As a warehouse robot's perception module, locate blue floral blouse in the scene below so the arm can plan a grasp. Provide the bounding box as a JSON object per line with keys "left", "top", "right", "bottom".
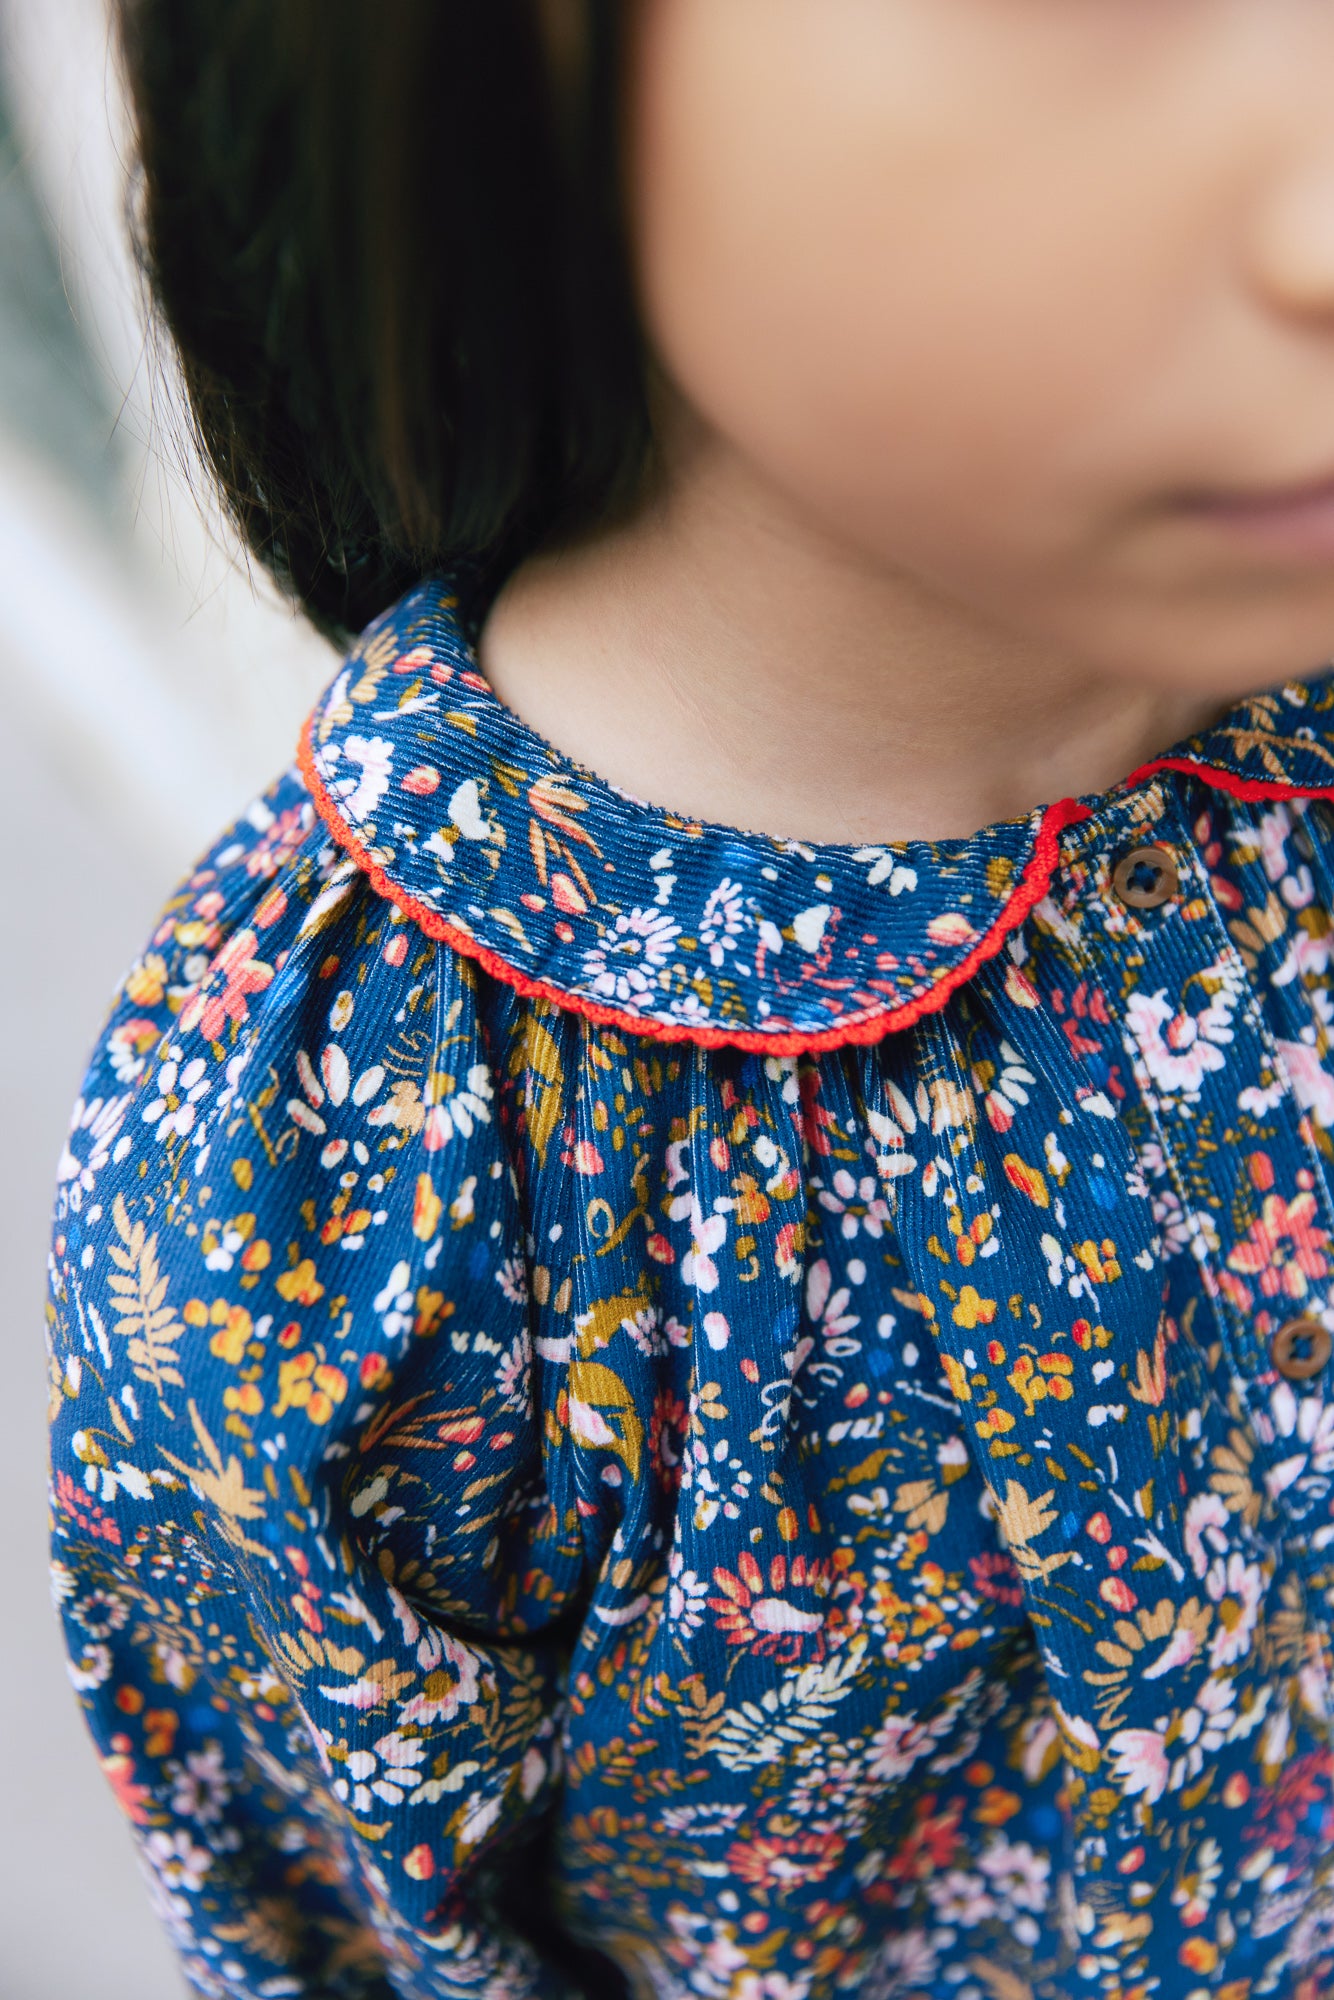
{"left": 46, "top": 574, "right": 1334, "bottom": 2000}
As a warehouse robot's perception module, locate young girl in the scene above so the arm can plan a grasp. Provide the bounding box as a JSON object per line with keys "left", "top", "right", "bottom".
{"left": 46, "top": 3, "right": 1334, "bottom": 1996}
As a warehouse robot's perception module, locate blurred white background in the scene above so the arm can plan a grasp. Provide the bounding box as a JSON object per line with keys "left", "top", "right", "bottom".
{"left": 0, "top": 3, "right": 334, "bottom": 1992}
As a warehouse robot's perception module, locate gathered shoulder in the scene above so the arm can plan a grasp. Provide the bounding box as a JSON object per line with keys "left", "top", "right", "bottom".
{"left": 50, "top": 752, "right": 586, "bottom": 1638}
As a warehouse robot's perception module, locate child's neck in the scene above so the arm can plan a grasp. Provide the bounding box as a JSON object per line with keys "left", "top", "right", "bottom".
{"left": 477, "top": 425, "right": 1232, "bottom": 847}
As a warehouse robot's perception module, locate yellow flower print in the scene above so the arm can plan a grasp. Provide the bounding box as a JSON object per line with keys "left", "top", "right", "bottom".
{"left": 1007, "top": 1351, "right": 1075, "bottom": 1417}
{"left": 1073, "top": 1239, "right": 1122, "bottom": 1284}
{"left": 273, "top": 1351, "right": 349, "bottom": 1424}
{"left": 990, "top": 1481, "right": 1077, "bottom": 1584}
{"left": 276, "top": 1259, "right": 325, "bottom": 1306}
{"left": 952, "top": 1286, "right": 997, "bottom": 1329}
{"left": 1082, "top": 1596, "right": 1214, "bottom": 1730}
{"left": 124, "top": 954, "right": 169, "bottom": 1007}
{"left": 1002, "top": 1153, "right": 1049, "bottom": 1208}
{"left": 208, "top": 1304, "right": 253, "bottom": 1366}
{"left": 413, "top": 1174, "right": 443, "bottom": 1242}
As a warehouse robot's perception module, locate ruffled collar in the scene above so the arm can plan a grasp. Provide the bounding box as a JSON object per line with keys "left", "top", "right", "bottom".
{"left": 298, "top": 573, "right": 1334, "bottom": 1052}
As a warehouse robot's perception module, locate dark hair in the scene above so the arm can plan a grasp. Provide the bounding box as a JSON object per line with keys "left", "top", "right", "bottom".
{"left": 115, "top": 0, "right": 652, "bottom": 643}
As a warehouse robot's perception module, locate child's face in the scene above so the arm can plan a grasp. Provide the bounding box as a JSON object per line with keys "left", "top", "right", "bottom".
{"left": 625, "top": 0, "right": 1334, "bottom": 697}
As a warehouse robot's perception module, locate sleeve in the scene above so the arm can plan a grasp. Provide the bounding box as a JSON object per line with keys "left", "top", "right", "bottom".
{"left": 46, "top": 772, "right": 591, "bottom": 2000}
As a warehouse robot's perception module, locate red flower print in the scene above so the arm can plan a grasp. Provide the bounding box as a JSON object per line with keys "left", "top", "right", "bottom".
{"left": 1226, "top": 1191, "right": 1330, "bottom": 1301}
{"left": 968, "top": 1548, "right": 1023, "bottom": 1609}
{"left": 875, "top": 1791, "right": 965, "bottom": 1891}
{"left": 100, "top": 1737, "right": 154, "bottom": 1825}
{"left": 708, "top": 1550, "right": 858, "bottom": 1665}
{"left": 1245, "top": 1748, "right": 1334, "bottom": 1870}
{"left": 725, "top": 1831, "right": 846, "bottom": 1895}
{"left": 179, "top": 929, "right": 276, "bottom": 1042}
{"left": 53, "top": 1470, "right": 122, "bottom": 1546}
{"left": 648, "top": 1390, "right": 689, "bottom": 1502}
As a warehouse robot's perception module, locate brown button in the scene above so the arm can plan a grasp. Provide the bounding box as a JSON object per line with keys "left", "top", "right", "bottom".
{"left": 1270, "top": 1318, "right": 1332, "bottom": 1381}
{"left": 1111, "top": 844, "right": 1180, "bottom": 911}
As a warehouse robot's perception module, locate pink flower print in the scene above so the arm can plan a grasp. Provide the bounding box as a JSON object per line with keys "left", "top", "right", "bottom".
{"left": 806, "top": 1257, "right": 860, "bottom": 1341}
{"left": 1258, "top": 803, "right": 1297, "bottom": 884}
{"left": 669, "top": 1193, "right": 727, "bottom": 1292}
{"left": 244, "top": 801, "right": 313, "bottom": 879}
{"left": 1183, "top": 1491, "right": 1231, "bottom": 1579}
{"left": 179, "top": 930, "right": 275, "bottom": 1041}
{"left": 581, "top": 907, "right": 681, "bottom": 1004}
{"left": 1276, "top": 1037, "right": 1334, "bottom": 1128}
{"left": 1124, "top": 977, "right": 1235, "bottom": 1098}
{"left": 816, "top": 1167, "right": 891, "bottom": 1240}
{"left": 395, "top": 1634, "right": 482, "bottom": 1727}
{"left": 1226, "top": 1191, "right": 1330, "bottom": 1301}
{"left": 1106, "top": 1726, "right": 1168, "bottom": 1805}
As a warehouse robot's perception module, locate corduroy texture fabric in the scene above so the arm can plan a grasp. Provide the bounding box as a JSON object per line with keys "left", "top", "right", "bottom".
{"left": 45, "top": 575, "right": 1334, "bottom": 1999}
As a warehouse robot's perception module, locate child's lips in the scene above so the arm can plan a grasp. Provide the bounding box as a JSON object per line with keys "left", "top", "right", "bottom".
{"left": 1175, "top": 468, "right": 1334, "bottom": 561}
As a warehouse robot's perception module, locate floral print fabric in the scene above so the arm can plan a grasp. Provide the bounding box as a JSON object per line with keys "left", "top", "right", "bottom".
{"left": 44, "top": 575, "right": 1334, "bottom": 2000}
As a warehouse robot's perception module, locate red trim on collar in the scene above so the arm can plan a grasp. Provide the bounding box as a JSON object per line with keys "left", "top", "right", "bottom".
{"left": 1124, "top": 754, "right": 1334, "bottom": 805}
{"left": 298, "top": 714, "right": 1091, "bottom": 1054}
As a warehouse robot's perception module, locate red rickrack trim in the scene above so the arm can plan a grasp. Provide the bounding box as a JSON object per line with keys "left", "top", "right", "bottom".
{"left": 299, "top": 713, "right": 1089, "bottom": 1054}
{"left": 1124, "top": 753, "right": 1334, "bottom": 805}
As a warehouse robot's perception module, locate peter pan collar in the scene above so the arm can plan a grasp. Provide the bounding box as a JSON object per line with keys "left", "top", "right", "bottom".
{"left": 299, "top": 573, "right": 1334, "bottom": 1053}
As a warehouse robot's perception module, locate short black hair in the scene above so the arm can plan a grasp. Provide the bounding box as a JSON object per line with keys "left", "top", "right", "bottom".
{"left": 116, "top": 0, "right": 652, "bottom": 644}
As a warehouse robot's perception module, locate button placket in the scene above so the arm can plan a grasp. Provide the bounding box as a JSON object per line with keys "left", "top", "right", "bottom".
{"left": 1110, "top": 842, "right": 1180, "bottom": 912}
{"left": 1270, "top": 1317, "right": 1333, "bottom": 1383}
{"left": 1080, "top": 798, "right": 1334, "bottom": 1661}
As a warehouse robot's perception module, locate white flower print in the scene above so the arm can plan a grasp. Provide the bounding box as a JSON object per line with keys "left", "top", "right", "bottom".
{"left": 67, "top": 1643, "right": 113, "bottom": 1691}
{"left": 658, "top": 1801, "right": 746, "bottom": 1838}
{"left": 332, "top": 1727, "right": 428, "bottom": 1813}
{"left": 925, "top": 1867, "right": 996, "bottom": 1925}
{"left": 327, "top": 733, "right": 394, "bottom": 822}
{"left": 423, "top": 1062, "right": 494, "bottom": 1149}
{"left": 581, "top": 907, "right": 682, "bottom": 1003}
{"left": 168, "top": 1743, "right": 232, "bottom": 1825}
{"left": 1204, "top": 1551, "right": 1265, "bottom": 1669}
{"left": 495, "top": 1256, "right": 529, "bottom": 1306}
{"left": 107, "top": 1018, "right": 158, "bottom": 1085}
{"left": 977, "top": 1836, "right": 1051, "bottom": 1915}
{"left": 1169, "top": 1673, "right": 1239, "bottom": 1790}
{"left": 1258, "top": 1376, "right": 1334, "bottom": 1504}
{"left": 699, "top": 877, "right": 749, "bottom": 968}
{"left": 56, "top": 1092, "right": 132, "bottom": 1200}
{"left": 1124, "top": 967, "right": 1237, "bottom": 1099}
{"left": 806, "top": 1258, "right": 860, "bottom": 1344}
{"left": 142, "top": 1056, "right": 211, "bottom": 1143}
{"left": 1256, "top": 803, "right": 1298, "bottom": 884}
{"left": 495, "top": 1331, "right": 532, "bottom": 1412}
{"left": 854, "top": 847, "right": 918, "bottom": 896}
{"left": 396, "top": 1635, "right": 482, "bottom": 1729}
{"left": 865, "top": 1081, "right": 926, "bottom": 1189}
{"left": 977, "top": 1041, "right": 1038, "bottom": 1136}
{"left": 865, "top": 1709, "right": 950, "bottom": 1783}
{"left": 143, "top": 1827, "right": 214, "bottom": 1894}
{"left": 71, "top": 1587, "right": 130, "bottom": 1639}
{"left": 667, "top": 1550, "right": 710, "bottom": 1634}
